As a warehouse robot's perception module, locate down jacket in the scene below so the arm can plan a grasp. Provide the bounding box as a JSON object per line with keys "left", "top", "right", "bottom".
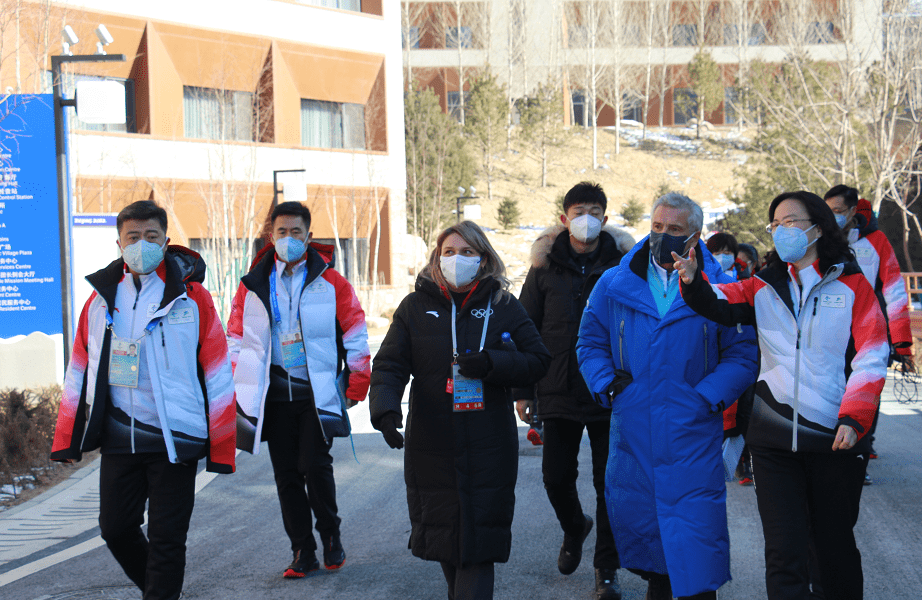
{"left": 681, "top": 256, "right": 889, "bottom": 454}
{"left": 577, "top": 238, "right": 758, "bottom": 597}
{"left": 50, "top": 247, "right": 237, "bottom": 473}
{"left": 227, "top": 243, "right": 370, "bottom": 452}
{"left": 515, "top": 224, "right": 634, "bottom": 422}
{"left": 369, "top": 274, "right": 550, "bottom": 566}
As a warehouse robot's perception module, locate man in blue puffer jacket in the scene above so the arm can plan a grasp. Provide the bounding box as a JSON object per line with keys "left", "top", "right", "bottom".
{"left": 576, "top": 193, "right": 758, "bottom": 600}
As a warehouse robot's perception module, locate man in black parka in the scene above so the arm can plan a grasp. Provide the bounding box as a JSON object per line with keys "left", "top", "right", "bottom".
{"left": 514, "top": 182, "right": 634, "bottom": 600}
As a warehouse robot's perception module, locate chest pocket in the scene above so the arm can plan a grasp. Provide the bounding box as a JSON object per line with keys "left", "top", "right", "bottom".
{"left": 156, "top": 299, "right": 199, "bottom": 373}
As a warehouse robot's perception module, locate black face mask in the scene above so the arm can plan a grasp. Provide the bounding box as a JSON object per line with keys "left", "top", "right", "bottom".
{"left": 649, "top": 231, "right": 693, "bottom": 267}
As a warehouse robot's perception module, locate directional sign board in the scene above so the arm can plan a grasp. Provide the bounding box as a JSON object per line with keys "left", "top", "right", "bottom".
{"left": 0, "top": 95, "right": 63, "bottom": 337}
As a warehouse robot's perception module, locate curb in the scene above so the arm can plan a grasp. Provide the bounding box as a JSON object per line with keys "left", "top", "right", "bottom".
{"left": 0, "top": 456, "right": 101, "bottom": 519}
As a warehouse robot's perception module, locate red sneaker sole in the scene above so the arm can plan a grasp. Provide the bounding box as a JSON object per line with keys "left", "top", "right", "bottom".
{"left": 283, "top": 569, "right": 306, "bottom": 579}
{"left": 527, "top": 429, "right": 543, "bottom": 446}
{"left": 738, "top": 477, "right": 753, "bottom": 486}
{"left": 325, "top": 558, "right": 346, "bottom": 570}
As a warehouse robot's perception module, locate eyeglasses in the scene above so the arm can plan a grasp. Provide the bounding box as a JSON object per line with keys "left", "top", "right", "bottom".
{"left": 765, "top": 218, "right": 811, "bottom": 233}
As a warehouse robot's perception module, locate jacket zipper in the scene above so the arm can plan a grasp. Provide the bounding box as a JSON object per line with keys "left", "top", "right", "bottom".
{"left": 129, "top": 284, "right": 140, "bottom": 454}
{"left": 618, "top": 320, "right": 626, "bottom": 369}
{"left": 289, "top": 264, "right": 329, "bottom": 443}
{"left": 703, "top": 323, "right": 709, "bottom": 372}
{"left": 160, "top": 323, "right": 170, "bottom": 371}
{"left": 808, "top": 297, "right": 818, "bottom": 348}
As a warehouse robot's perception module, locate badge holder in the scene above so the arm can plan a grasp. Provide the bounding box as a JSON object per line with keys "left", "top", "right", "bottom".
{"left": 109, "top": 336, "right": 141, "bottom": 388}
{"left": 280, "top": 331, "right": 307, "bottom": 369}
{"left": 448, "top": 296, "right": 491, "bottom": 412}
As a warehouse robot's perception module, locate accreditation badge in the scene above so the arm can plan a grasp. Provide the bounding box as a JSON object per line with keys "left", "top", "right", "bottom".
{"left": 109, "top": 337, "right": 141, "bottom": 388}
{"left": 452, "top": 363, "right": 484, "bottom": 411}
{"left": 280, "top": 330, "right": 307, "bottom": 369}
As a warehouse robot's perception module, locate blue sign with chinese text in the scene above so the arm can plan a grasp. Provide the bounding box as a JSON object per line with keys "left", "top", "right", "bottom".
{"left": 0, "top": 95, "right": 62, "bottom": 337}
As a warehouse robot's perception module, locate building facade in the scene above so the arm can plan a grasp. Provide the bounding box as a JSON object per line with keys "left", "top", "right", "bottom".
{"left": 401, "top": 0, "right": 883, "bottom": 127}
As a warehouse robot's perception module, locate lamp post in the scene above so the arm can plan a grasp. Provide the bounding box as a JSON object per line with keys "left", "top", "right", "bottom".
{"left": 272, "top": 169, "right": 306, "bottom": 210}
{"left": 456, "top": 186, "right": 478, "bottom": 223}
{"left": 52, "top": 50, "right": 126, "bottom": 365}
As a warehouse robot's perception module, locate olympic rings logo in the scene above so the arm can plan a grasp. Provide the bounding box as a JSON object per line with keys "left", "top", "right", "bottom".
{"left": 470, "top": 308, "right": 494, "bottom": 318}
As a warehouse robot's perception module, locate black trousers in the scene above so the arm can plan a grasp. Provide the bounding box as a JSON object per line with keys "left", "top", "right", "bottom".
{"left": 440, "top": 561, "right": 495, "bottom": 600}
{"left": 98, "top": 453, "right": 198, "bottom": 600}
{"left": 750, "top": 446, "right": 868, "bottom": 600}
{"left": 542, "top": 418, "right": 620, "bottom": 569}
{"left": 263, "top": 400, "right": 340, "bottom": 554}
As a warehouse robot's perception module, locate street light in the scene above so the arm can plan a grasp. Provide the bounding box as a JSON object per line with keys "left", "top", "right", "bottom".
{"left": 456, "top": 186, "right": 478, "bottom": 223}
{"left": 272, "top": 169, "right": 307, "bottom": 209}
{"left": 53, "top": 26, "right": 126, "bottom": 364}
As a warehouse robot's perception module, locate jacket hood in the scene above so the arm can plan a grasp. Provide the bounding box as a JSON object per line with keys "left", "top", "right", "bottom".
{"left": 167, "top": 245, "right": 206, "bottom": 284}
{"left": 530, "top": 223, "right": 635, "bottom": 269}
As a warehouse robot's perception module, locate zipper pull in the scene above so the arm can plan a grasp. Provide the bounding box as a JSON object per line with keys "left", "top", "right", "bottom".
{"left": 812, "top": 297, "right": 818, "bottom": 316}
{"left": 796, "top": 329, "right": 801, "bottom": 350}
{"left": 160, "top": 322, "right": 166, "bottom": 346}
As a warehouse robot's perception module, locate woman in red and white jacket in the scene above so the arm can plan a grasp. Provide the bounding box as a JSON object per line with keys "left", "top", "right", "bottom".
{"left": 675, "top": 191, "right": 888, "bottom": 600}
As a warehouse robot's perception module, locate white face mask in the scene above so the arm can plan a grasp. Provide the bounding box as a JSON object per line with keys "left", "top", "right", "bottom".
{"left": 275, "top": 236, "right": 306, "bottom": 263}
{"left": 440, "top": 255, "right": 481, "bottom": 288}
{"left": 122, "top": 239, "right": 166, "bottom": 275}
{"left": 568, "top": 214, "right": 603, "bottom": 243}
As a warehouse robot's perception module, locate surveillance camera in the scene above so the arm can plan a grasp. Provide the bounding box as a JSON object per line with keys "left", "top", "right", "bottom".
{"left": 5, "top": 86, "right": 12, "bottom": 94}
{"left": 95, "top": 41, "right": 107, "bottom": 55}
{"left": 469, "top": 186, "right": 476, "bottom": 196}
{"left": 95, "top": 24, "right": 114, "bottom": 46}
{"left": 458, "top": 187, "right": 466, "bottom": 194}
{"left": 62, "top": 25, "right": 79, "bottom": 46}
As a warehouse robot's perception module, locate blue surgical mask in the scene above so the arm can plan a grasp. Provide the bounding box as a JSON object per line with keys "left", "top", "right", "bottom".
{"left": 772, "top": 224, "right": 817, "bottom": 263}
{"left": 122, "top": 239, "right": 166, "bottom": 275}
{"left": 834, "top": 213, "right": 849, "bottom": 229}
{"left": 275, "top": 236, "right": 306, "bottom": 263}
{"left": 649, "top": 231, "right": 695, "bottom": 267}
{"left": 716, "top": 253, "right": 736, "bottom": 272}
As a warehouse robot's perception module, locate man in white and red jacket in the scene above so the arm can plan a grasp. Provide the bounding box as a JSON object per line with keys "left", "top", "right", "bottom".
{"left": 51, "top": 200, "right": 236, "bottom": 600}
{"left": 825, "top": 186, "right": 913, "bottom": 464}
{"left": 227, "top": 201, "right": 370, "bottom": 579}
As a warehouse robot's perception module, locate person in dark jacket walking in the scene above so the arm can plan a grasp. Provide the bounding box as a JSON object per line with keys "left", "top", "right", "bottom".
{"left": 514, "top": 182, "right": 634, "bottom": 600}
{"left": 370, "top": 221, "right": 551, "bottom": 600}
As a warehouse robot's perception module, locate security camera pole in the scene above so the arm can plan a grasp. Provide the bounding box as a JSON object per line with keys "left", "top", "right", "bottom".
{"left": 456, "top": 186, "right": 478, "bottom": 223}
{"left": 52, "top": 50, "right": 126, "bottom": 364}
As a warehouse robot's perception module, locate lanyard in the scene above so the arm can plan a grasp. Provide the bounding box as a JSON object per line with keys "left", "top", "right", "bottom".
{"left": 450, "top": 296, "right": 492, "bottom": 360}
{"left": 269, "top": 263, "right": 309, "bottom": 326}
{"left": 104, "top": 307, "right": 162, "bottom": 336}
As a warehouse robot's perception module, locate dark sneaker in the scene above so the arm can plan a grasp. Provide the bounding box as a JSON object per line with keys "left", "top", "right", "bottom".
{"left": 322, "top": 535, "right": 346, "bottom": 570}
{"left": 527, "top": 427, "right": 544, "bottom": 446}
{"left": 558, "top": 514, "right": 593, "bottom": 575}
{"left": 644, "top": 574, "right": 672, "bottom": 600}
{"left": 283, "top": 549, "right": 319, "bottom": 578}
{"left": 595, "top": 568, "right": 622, "bottom": 600}
{"left": 864, "top": 473, "right": 872, "bottom": 486}
{"left": 738, "top": 476, "right": 754, "bottom": 486}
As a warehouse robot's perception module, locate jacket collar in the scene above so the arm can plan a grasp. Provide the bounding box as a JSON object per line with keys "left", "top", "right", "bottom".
{"left": 416, "top": 271, "right": 501, "bottom": 307}
{"left": 86, "top": 248, "right": 195, "bottom": 314}
{"left": 546, "top": 228, "right": 624, "bottom": 274}
{"left": 241, "top": 244, "right": 328, "bottom": 313}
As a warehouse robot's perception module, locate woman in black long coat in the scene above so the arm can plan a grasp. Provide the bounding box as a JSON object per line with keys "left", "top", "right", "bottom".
{"left": 370, "top": 221, "right": 550, "bottom": 600}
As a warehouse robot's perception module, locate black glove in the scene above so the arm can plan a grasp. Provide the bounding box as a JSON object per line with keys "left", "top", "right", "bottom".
{"left": 607, "top": 369, "right": 633, "bottom": 399}
{"left": 456, "top": 351, "right": 492, "bottom": 379}
{"left": 378, "top": 412, "right": 404, "bottom": 449}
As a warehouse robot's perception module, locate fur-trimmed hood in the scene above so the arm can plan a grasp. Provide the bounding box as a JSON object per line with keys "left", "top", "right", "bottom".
{"left": 530, "top": 223, "right": 636, "bottom": 269}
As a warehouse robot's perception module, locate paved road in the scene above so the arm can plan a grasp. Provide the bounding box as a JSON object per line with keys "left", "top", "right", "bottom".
{"left": 2, "top": 370, "right": 921, "bottom": 599}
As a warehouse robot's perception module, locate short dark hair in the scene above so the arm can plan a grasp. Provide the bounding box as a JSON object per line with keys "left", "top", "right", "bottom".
{"left": 823, "top": 184, "right": 859, "bottom": 208}
{"left": 563, "top": 181, "right": 607, "bottom": 214}
{"left": 706, "top": 232, "right": 739, "bottom": 256}
{"left": 271, "top": 201, "right": 312, "bottom": 231}
{"left": 117, "top": 200, "right": 168, "bottom": 234}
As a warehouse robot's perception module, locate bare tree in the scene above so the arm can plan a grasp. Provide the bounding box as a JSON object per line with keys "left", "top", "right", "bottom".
{"left": 564, "top": 0, "right": 605, "bottom": 169}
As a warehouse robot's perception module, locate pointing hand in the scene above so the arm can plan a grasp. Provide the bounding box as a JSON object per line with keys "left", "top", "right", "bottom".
{"left": 672, "top": 247, "right": 698, "bottom": 285}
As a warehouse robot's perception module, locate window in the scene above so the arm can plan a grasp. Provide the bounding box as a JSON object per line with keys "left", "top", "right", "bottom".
{"left": 568, "top": 25, "right": 589, "bottom": 48}
{"left": 673, "top": 88, "right": 697, "bottom": 125}
{"left": 313, "top": 238, "right": 369, "bottom": 285}
{"left": 188, "top": 238, "right": 259, "bottom": 292}
{"left": 806, "top": 21, "right": 835, "bottom": 43}
{"left": 295, "top": 0, "right": 361, "bottom": 11}
{"left": 403, "top": 25, "right": 420, "bottom": 49}
{"left": 54, "top": 72, "right": 136, "bottom": 133}
{"left": 622, "top": 93, "right": 643, "bottom": 122}
{"left": 672, "top": 24, "right": 698, "bottom": 46}
{"left": 447, "top": 91, "right": 465, "bottom": 122}
{"left": 301, "top": 99, "right": 365, "bottom": 149}
{"left": 724, "top": 87, "right": 739, "bottom": 124}
{"left": 183, "top": 86, "right": 254, "bottom": 141}
{"left": 749, "top": 23, "right": 767, "bottom": 45}
{"left": 446, "top": 26, "right": 473, "bottom": 49}
{"left": 571, "top": 91, "right": 587, "bottom": 127}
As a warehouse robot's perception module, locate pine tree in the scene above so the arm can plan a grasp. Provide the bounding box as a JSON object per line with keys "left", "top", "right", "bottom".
{"left": 688, "top": 50, "right": 723, "bottom": 139}
{"left": 496, "top": 198, "right": 521, "bottom": 230}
